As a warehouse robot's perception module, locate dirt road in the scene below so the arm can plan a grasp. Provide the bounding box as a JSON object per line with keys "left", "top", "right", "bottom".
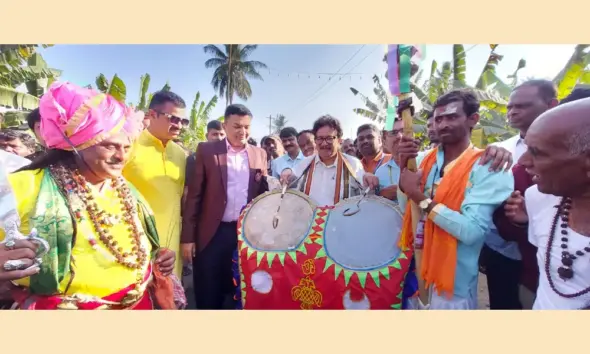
{"left": 478, "top": 273, "right": 490, "bottom": 309}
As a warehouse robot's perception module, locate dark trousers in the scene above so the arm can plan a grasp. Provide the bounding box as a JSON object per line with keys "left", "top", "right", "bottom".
{"left": 193, "top": 222, "right": 237, "bottom": 310}
{"left": 480, "top": 244, "right": 523, "bottom": 310}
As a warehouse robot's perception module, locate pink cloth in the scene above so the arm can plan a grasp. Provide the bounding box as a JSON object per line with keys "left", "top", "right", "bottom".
{"left": 222, "top": 139, "right": 249, "bottom": 222}
{"left": 39, "top": 81, "right": 144, "bottom": 151}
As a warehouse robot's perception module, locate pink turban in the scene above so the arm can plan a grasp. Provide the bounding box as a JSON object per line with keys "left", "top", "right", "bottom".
{"left": 39, "top": 81, "right": 144, "bottom": 151}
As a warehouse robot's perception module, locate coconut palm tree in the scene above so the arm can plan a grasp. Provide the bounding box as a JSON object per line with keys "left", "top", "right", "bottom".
{"left": 272, "top": 114, "right": 288, "bottom": 134}
{"left": 203, "top": 44, "right": 267, "bottom": 107}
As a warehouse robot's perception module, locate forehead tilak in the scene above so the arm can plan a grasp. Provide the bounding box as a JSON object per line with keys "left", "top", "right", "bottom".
{"left": 434, "top": 102, "right": 459, "bottom": 117}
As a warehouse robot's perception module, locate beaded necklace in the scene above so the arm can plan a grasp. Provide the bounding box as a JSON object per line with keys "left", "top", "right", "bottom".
{"left": 545, "top": 197, "right": 590, "bottom": 298}
{"left": 52, "top": 165, "right": 149, "bottom": 269}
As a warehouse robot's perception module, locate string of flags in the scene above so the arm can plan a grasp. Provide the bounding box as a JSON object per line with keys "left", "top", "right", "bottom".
{"left": 264, "top": 67, "right": 386, "bottom": 81}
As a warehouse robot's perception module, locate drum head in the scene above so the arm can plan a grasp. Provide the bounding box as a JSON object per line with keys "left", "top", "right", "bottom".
{"left": 323, "top": 195, "right": 403, "bottom": 270}
{"left": 242, "top": 190, "right": 316, "bottom": 251}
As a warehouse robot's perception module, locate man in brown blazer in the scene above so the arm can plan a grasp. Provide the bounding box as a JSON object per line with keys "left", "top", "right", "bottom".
{"left": 181, "top": 104, "right": 269, "bottom": 309}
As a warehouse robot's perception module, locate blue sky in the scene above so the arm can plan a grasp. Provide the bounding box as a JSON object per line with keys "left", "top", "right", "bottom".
{"left": 36, "top": 44, "right": 577, "bottom": 140}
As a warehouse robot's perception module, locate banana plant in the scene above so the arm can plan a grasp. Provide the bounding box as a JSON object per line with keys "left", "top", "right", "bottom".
{"left": 350, "top": 75, "right": 388, "bottom": 123}
{"left": 0, "top": 45, "right": 60, "bottom": 109}
{"left": 137, "top": 73, "right": 151, "bottom": 111}
{"left": 95, "top": 73, "right": 127, "bottom": 103}
{"left": 0, "top": 85, "right": 39, "bottom": 110}
{"left": 552, "top": 44, "right": 590, "bottom": 100}
{"left": 179, "top": 91, "right": 219, "bottom": 150}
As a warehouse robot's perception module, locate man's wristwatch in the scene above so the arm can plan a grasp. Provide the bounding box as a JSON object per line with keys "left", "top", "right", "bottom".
{"left": 418, "top": 198, "right": 433, "bottom": 211}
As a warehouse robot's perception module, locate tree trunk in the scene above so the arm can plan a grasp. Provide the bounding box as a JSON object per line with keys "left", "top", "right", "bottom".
{"left": 226, "top": 45, "right": 233, "bottom": 107}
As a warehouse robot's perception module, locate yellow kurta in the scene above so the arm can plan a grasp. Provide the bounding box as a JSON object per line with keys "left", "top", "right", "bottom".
{"left": 123, "top": 129, "right": 186, "bottom": 278}
{"left": 0, "top": 169, "right": 152, "bottom": 298}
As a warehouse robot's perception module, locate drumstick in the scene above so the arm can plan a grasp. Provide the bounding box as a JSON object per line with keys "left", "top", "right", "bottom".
{"left": 272, "top": 183, "right": 288, "bottom": 229}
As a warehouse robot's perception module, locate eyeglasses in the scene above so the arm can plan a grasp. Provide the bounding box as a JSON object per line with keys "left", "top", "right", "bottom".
{"left": 156, "top": 111, "right": 189, "bottom": 127}
{"left": 315, "top": 136, "right": 337, "bottom": 144}
{"left": 386, "top": 129, "right": 403, "bottom": 137}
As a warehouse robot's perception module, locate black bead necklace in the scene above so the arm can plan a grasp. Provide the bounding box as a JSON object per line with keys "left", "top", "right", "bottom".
{"left": 545, "top": 197, "right": 590, "bottom": 298}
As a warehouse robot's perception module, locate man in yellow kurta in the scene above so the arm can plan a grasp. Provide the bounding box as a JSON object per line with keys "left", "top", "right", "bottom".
{"left": 0, "top": 81, "right": 178, "bottom": 310}
{"left": 123, "top": 91, "right": 187, "bottom": 279}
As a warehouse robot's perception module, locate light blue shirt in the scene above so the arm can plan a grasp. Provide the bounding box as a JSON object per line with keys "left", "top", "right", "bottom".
{"left": 271, "top": 151, "right": 305, "bottom": 178}
{"left": 374, "top": 159, "right": 400, "bottom": 194}
{"left": 397, "top": 147, "right": 514, "bottom": 300}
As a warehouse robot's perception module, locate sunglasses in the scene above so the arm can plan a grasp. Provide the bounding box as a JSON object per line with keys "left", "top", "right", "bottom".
{"left": 156, "top": 111, "right": 189, "bottom": 127}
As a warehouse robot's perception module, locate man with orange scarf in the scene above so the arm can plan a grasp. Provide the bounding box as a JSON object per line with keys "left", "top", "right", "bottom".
{"left": 397, "top": 89, "right": 514, "bottom": 309}
{"left": 0, "top": 82, "right": 178, "bottom": 310}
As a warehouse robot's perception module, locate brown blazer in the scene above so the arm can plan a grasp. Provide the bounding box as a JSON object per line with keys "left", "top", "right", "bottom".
{"left": 181, "top": 139, "right": 268, "bottom": 251}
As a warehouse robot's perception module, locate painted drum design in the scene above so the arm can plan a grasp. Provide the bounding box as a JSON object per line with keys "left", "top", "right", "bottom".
{"left": 236, "top": 190, "right": 415, "bottom": 310}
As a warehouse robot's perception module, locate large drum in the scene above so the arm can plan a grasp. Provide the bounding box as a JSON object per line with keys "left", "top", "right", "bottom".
{"left": 236, "top": 191, "right": 415, "bottom": 309}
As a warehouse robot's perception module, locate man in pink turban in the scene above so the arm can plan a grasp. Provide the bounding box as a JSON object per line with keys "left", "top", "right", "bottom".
{"left": 0, "top": 81, "right": 181, "bottom": 310}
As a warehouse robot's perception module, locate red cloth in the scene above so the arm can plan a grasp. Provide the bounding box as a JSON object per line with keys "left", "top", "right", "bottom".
{"left": 238, "top": 207, "right": 413, "bottom": 310}
{"left": 492, "top": 164, "right": 538, "bottom": 292}
{"left": 13, "top": 265, "right": 154, "bottom": 310}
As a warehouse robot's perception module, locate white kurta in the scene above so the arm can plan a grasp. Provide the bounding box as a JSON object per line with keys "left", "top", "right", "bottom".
{"left": 525, "top": 185, "right": 590, "bottom": 310}
{"left": 288, "top": 153, "right": 365, "bottom": 206}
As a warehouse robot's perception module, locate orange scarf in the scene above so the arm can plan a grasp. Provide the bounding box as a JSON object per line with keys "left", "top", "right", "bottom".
{"left": 399, "top": 146, "right": 483, "bottom": 298}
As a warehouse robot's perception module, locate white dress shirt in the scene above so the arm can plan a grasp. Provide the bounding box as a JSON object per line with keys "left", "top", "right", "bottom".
{"left": 288, "top": 153, "right": 365, "bottom": 206}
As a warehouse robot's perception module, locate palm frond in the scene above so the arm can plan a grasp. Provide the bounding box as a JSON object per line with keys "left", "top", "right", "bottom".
{"left": 203, "top": 45, "right": 227, "bottom": 59}
{"left": 239, "top": 45, "right": 259, "bottom": 59}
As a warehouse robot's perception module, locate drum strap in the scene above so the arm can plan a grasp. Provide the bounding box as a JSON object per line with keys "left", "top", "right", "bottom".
{"left": 300, "top": 153, "right": 352, "bottom": 204}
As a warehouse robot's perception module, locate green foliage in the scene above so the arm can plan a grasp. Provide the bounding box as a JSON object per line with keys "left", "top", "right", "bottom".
{"left": 95, "top": 73, "right": 127, "bottom": 103}
{"left": 350, "top": 44, "right": 523, "bottom": 147}
{"left": 137, "top": 74, "right": 151, "bottom": 111}
{"left": 204, "top": 44, "right": 267, "bottom": 106}
{"left": 0, "top": 45, "right": 61, "bottom": 109}
{"left": 272, "top": 114, "right": 288, "bottom": 134}
{"left": 179, "top": 92, "right": 219, "bottom": 151}
{"left": 552, "top": 44, "right": 590, "bottom": 100}
{"left": 0, "top": 111, "right": 28, "bottom": 129}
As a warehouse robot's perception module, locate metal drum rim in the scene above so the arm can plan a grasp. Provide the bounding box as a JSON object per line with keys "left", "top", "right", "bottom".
{"left": 332, "top": 194, "right": 403, "bottom": 217}
{"left": 240, "top": 188, "right": 317, "bottom": 252}
{"left": 322, "top": 195, "right": 404, "bottom": 271}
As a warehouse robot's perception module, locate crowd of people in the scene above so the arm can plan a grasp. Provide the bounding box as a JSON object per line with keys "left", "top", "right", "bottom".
{"left": 0, "top": 78, "right": 589, "bottom": 310}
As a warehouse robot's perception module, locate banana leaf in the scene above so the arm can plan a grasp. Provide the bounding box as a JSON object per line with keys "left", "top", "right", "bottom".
{"left": 137, "top": 73, "right": 151, "bottom": 111}
{"left": 108, "top": 74, "right": 126, "bottom": 103}
{"left": 427, "top": 60, "right": 439, "bottom": 103}
{"left": 553, "top": 44, "right": 590, "bottom": 100}
{"left": 189, "top": 92, "right": 201, "bottom": 130}
{"left": 0, "top": 85, "right": 39, "bottom": 110}
{"left": 95, "top": 74, "right": 109, "bottom": 92}
{"left": 350, "top": 87, "right": 382, "bottom": 114}
{"left": 471, "top": 128, "right": 485, "bottom": 148}
{"left": 352, "top": 108, "right": 379, "bottom": 121}
{"left": 473, "top": 89, "right": 508, "bottom": 113}
{"left": 453, "top": 44, "right": 467, "bottom": 86}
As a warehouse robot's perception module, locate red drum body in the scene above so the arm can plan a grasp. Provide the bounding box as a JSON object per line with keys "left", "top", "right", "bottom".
{"left": 237, "top": 191, "right": 412, "bottom": 309}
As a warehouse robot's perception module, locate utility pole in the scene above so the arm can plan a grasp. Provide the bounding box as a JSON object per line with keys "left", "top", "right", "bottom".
{"left": 268, "top": 114, "right": 273, "bottom": 135}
